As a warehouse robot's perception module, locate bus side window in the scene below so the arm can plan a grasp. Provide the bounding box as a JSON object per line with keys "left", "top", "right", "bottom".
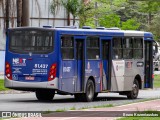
{"left": 112, "top": 37, "right": 123, "bottom": 59}
{"left": 61, "top": 36, "right": 74, "bottom": 59}
{"left": 123, "top": 37, "right": 133, "bottom": 59}
{"left": 86, "top": 36, "right": 100, "bottom": 59}
{"left": 133, "top": 38, "right": 143, "bottom": 59}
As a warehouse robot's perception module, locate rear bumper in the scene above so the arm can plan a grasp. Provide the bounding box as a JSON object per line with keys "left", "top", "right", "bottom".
{"left": 5, "top": 76, "right": 58, "bottom": 90}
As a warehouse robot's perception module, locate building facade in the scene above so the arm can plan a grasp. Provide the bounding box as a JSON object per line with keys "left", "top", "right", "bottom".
{"left": 0, "top": 0, "right": 80, "bottom": 50}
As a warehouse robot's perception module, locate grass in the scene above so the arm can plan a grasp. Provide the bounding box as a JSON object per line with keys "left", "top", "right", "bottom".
{"left": 119, "top": 111, "right": 160, "bottom": 120}
{"left": 154, "top": 75, "right": 160, "bottom": 88}
{"left": 70, "top": 106, "right": 76, "bottom": 110}
{"left": 0, "top": 79, "right": 9, "bottom": 91}
{"left": 93, "top": 104, "right": 113, "bottom": 108}
{"left": 43, "top": 110, "right": 52, "bottom": 114}
{"left": 55, "top": 108, "right": 66, "bottom": 112}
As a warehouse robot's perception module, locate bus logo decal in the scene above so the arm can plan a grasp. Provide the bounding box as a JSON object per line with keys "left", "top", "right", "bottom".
{"left": 13, "top": 58, "right": 26, "bottom": 66}
{"left": 63, "top": 67, "right": 71, "bottom": 72}
{"left": 12, "top": 74, "right": 18, "bottom": 80}
{"left": 86, "top": 62, "right": 92, "bottom": 73}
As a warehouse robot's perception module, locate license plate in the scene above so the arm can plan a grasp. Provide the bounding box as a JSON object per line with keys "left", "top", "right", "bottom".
{"left": 25, "top": 76, "right": 35, "bottom": 80}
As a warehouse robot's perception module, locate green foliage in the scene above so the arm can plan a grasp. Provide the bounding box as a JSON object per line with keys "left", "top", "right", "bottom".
{"left": 121, "top": 18, "right": 140, "bottom": 30}
{"left": 50, "top": 0, "right": 94, "bottom": 26}
{"left": 154, "top": 75, "right": 160, "bottom": 88}
{"left": 50, "top": 0, "right": 61, "bottom": 15}
{"left": 0, "top": 79, "right": 9, "bottom": 91}
{"left": 99, "top": 14, "right": 120, "bottom": 28}
{"left": 147, "top": 13, "right": 160, "bottom": 40}
{"left": 55, "top": 108, "right": 66, "bottom": 112}
{"left": 50, "top": 0, "right": 160, "bottom": 38}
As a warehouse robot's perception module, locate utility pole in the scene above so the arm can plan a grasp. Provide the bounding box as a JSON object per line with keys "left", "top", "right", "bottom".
{"left": 6, "top": 0, "right": 10, "bottom": 35}
{"left": 22, "top": 0, "right": 30, "bottom": 26}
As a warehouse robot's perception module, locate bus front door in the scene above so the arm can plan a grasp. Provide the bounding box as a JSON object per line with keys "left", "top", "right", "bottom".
{"left": 102, "top": 40, "right": 111, "bottom": 90}
{"left": 144, "top": 41, "right": 153, "bottom": 88}
{"left": 75, "top": 38, "right": 85, "bottom": 92}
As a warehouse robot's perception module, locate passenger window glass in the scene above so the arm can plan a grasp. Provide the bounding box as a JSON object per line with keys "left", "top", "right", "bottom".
{"left": 133, "top": 38, "right": 143, "bottom": 59}
{"left": 113, "top": 38, "right": 123, "bottom": 59}
{"left": 61, "top": 36, "right": 74, "bottom": 59}
{"left": 123, "top": 38, "right": 133, "bottom": 59}
{"left": 87, "top": 36, "right": 100, "bottom": 59}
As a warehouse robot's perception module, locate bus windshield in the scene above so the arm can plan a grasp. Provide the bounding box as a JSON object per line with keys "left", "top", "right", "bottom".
{"left": 9, "top": 29, "right": 54, "bottom": 54}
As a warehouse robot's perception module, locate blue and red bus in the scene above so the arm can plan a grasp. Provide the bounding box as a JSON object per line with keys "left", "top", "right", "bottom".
{"left": 5, "top": 26, "right": 153, "bottom": 102}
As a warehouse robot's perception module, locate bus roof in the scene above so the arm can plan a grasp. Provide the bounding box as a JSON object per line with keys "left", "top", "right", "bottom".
{"left": 9, "top": 27, "right": 153, "bottom": 38}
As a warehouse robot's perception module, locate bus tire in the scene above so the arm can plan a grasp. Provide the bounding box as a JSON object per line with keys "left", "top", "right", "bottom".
{"left": 84, "top": 79, "right": 95, "bottom": 102}
{"left": 127, "top": 80, "right": 139, "bottom": 99}
{"left": 35, "top": 89, "right": 55, "bottom": 101}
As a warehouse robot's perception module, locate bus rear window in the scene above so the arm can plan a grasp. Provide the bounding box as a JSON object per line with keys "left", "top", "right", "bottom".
{"left": 9, "top": 29, "right": 54, "bottom": 54}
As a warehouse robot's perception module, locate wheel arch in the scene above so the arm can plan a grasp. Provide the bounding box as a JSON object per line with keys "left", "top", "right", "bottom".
{"left": 134, "top": 74, "right": 142, "bottom": 89}
{"left": 86, "top": 76, "right": 96, "bottom": 92}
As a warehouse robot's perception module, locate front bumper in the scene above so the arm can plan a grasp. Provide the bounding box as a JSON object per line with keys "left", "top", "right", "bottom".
{"left": 5, "top": 76, "right": 58, "bottom": 90}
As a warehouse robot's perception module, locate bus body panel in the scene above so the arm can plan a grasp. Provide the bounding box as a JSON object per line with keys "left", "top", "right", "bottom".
{"left": 111, "top": 60, "right": 125, "bottom": 91}
{"left": 123, "top": 60, "right": 144, "bottom": 91}
{"left": 5, "top": 27, "right": 154, "bottom": 96}
{"left": 5, "top": 28, "right": 59, "bottom": 90}
{"left": 85, "top": 60, "right": 101, "bottom": 93}
{"left": 59, "top": 60, "right": 76, "bottom": 93}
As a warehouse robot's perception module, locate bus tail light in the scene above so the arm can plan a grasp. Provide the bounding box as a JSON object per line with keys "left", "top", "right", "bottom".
{"left": 152, "top": 74, "right": 154, "bottom": 79}
{"left": 5, "top": 62, "right": 12, "bottom": 80}
{"left": 48, "top": 63, "right": 57, "bottom": 81}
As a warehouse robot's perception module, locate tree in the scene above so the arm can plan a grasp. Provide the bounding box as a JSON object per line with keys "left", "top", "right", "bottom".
{"left": 61, "top": 0, "right": 81, "bottom": 26}
{"left": 147, "top": 13, "right": 160, "bottom": 41}
{"left": 17, "top": 0, "right": 22, "bottom": 27}
{"left": 121, "top": 18, "right": 140, "bottom": 30}
{"left": 50, "top": 0, "right": 93, "bottom": 26}
{"left": 99, "top": 14, "right": 120, "bottom": 28}
{"left": 138, "top": 0, "right": 160, "bottom": 26}
{"left": 6, "top": 0, "right": 10, "bottom": 33}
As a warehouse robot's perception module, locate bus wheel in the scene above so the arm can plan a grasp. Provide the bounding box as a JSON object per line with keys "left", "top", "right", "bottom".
{"left": 84, "top": 79, "right": 95, "bottom": 102}
{"left": 127, "top": 80, "right": 139, "bottom": 99}
{"left": 35, "top": 89, "right": 55, "bottom": 101}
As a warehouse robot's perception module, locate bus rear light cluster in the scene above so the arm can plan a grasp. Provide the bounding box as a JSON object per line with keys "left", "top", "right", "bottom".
{"left": 48, "top": 63, "right": 57, "bottom": 81}
{"left": 5, "top": 62, "right": 12, "bottom": 80}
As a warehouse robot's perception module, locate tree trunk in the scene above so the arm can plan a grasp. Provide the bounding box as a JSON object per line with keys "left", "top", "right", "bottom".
{"left": 17, "top": 0, "right": 22, "bottom": 27}
{"left": 73, "top": 16, "right": 76, "bottom": 26}
{"left": 67, "top": 11, "right": 70, "bottom": 26}
{"left": 148, "top": 12, "right": 152, "bottom": 26}
{"left": 22, "top": 0, "right": 29, "bottom": 26}
{"left": 6, "top": 0, "right": 10, "bottom": 34}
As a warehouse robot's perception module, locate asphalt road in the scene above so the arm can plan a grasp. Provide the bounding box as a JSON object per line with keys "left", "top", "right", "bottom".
{"left": 0, "top": 89, "right": 160, "bottom": 112}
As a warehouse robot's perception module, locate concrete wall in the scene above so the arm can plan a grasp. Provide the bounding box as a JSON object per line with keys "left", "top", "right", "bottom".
{"left": 0, "top": 51, "right": 5, "bottom": 79}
